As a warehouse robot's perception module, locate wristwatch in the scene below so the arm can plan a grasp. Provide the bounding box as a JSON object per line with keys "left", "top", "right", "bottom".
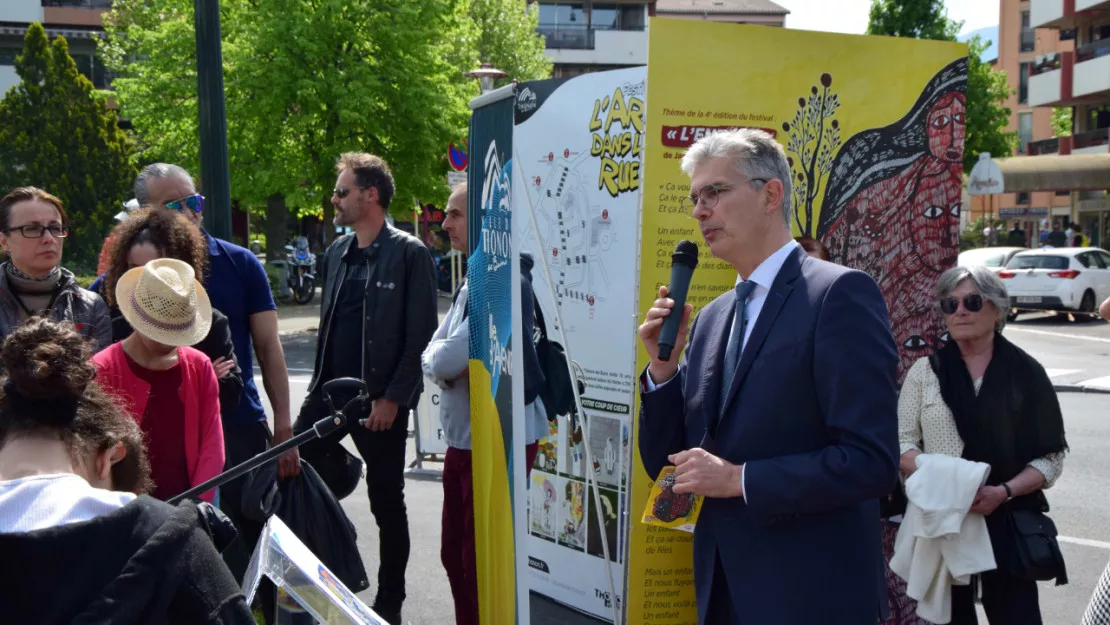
{"left": 1002, "top": 482, "right": 1013, "bottom": 501}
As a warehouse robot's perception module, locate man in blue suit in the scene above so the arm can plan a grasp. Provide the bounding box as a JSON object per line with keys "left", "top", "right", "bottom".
{"left": 638, "top": 129, "right": 899, "bottom": 624}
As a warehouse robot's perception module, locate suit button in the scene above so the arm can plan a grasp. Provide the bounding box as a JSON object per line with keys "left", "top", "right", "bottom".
{"left": 371, "top": 367, "right": 377, "bottom": 373}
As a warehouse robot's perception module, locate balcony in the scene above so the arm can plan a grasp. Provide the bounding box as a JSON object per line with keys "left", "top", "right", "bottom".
{"left": 1072, "top": 127, "right": 1110, "bottom": 154}
{"left": 539, "top": 24, "right": 647, "bottom": 66}
{"left": 1029, "top": 52, "right": 1071, "bottom": 106}
{"left": 1031, "top": 0, "right": 1110, "bottom": 29}
{"left": 538, "top": 24, "right": 595, "bottom": 50}
{"left": 1029, "top": 137, "right": 1062, "bottom": 155}
{"left": 1074, "top": 39, "right": 1110, "bottom": 98}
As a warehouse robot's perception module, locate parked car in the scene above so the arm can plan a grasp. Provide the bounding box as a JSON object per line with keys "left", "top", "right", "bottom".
{"left": 1000, "top": 247, "right": 1110, "bottom": 320}
{"left": 958, "top": 246, "right": 1026, "bottom": 273}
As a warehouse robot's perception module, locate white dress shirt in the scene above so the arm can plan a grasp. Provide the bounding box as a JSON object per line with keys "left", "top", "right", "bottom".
{"left": 645, "top": 239, "right": 801, "bottom": 500}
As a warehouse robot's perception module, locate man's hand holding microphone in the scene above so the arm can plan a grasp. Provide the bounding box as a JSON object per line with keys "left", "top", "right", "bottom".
{"left": 637, "top": 240, "right": 744, "bottom": 500}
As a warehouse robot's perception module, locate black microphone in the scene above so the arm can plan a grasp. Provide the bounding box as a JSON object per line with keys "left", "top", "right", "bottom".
{"left": 657, "top": 240, "right": 699, "bottom": 361}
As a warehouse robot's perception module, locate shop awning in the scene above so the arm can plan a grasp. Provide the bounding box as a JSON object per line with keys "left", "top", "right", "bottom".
{"left": 994, "top": 154, "right": 1110, "bottom": 193}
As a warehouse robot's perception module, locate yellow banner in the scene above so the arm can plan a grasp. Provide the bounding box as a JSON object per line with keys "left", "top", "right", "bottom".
{"left": 628, "top": 18, "right": 967, "bottom": 624}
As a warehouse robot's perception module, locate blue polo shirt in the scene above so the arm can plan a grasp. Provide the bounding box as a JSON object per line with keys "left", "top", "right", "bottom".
{"left": 202, "top": 232, "right": 276, "bottom": 426}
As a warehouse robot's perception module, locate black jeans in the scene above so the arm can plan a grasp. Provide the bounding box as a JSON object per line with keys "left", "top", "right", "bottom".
{"left": 296, "top": 391, "right": 411, "bottom": 613}
{"left": 951, "top": 568, "right": 1042, "bottom": 624}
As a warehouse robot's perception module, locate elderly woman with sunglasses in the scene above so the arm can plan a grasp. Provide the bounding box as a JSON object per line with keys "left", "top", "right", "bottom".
{"left": 0, "top": 187, "right": 111, "bottom": 351}
{"left": 897, "top": 265, "right": 1068, "bottom": 625}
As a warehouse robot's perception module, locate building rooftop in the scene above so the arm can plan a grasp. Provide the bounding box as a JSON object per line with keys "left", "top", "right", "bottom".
{"left": 655, "top": 0, "right": 790, "bottom": 15}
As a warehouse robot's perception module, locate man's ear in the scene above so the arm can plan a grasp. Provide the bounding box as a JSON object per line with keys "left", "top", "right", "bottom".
{"left": 763, "top": 179, "right": 786, "bottom": 217}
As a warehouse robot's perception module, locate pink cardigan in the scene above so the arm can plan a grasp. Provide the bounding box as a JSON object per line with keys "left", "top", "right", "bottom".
{"left": 91, "top": 343, "right": 224, "bottom": 503}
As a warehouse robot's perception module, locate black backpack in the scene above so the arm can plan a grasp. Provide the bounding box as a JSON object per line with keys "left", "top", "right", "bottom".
{"left": 456, "top": 284, "right": 580, "bottom": 421}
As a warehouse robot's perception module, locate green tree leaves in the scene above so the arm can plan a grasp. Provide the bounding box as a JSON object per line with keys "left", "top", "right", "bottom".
{"left": 0, "top": 23, "right": 136, "bottom": 271}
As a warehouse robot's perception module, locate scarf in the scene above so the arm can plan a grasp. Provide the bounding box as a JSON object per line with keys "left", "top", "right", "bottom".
{"left": 929, "top": 333, "right": 1068, "bottom": 511}
{"left": 4, "top": 262, "right": 61, "bottom": 285}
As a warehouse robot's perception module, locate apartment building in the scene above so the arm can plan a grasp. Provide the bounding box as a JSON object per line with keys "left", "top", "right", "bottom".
{"left": 1027, "top": 0, "right": 1110, "bottom": 244}
{"left": 0, "top": 0, "right": 112, "bottom": 95}
{"left": 535, "top": 0, "right": 786, "bottom": 78}
{"left": 992, "top": 0, "right": 1076, "bottom": 237}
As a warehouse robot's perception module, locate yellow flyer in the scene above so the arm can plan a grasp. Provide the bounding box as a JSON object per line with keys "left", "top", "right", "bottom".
{"left": 641, "top": 466, "right": 702, "bottom": 533}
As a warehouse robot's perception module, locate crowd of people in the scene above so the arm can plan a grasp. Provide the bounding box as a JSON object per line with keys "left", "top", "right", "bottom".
{"left": 0, "top": 131, "right": 1108, "bottom": 625}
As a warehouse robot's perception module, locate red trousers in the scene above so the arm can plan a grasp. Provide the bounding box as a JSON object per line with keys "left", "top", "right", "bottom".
{"left": 442, "top": 442, "right": 538, "bottom": 625}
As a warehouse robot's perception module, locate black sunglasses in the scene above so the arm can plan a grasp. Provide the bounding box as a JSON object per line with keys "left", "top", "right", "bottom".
{"left": 939, "top": 293, "right": 984, "bottom": 315}
{"left": 333, "top": 186, "right": 367, "bottom": 199}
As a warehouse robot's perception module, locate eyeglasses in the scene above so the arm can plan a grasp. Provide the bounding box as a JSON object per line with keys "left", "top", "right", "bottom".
{"left": 4, "top": 224, "right": 68, "bottom": 239}
{"left": 165, "top": 194, "right": 204, "bottom": 213}
{"left": 679, "top": 178, "right": 767, "bottom": 218}
{"left": 939, "top": 293, "right": 984, "bottom": 315}
{"left": 333, "top": 187, "right": 367, "bottom": 199}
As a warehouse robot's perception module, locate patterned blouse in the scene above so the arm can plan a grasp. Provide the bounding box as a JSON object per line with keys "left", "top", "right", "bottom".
{"left": 898, "top": 357, "right": 1065, "bottom": 488}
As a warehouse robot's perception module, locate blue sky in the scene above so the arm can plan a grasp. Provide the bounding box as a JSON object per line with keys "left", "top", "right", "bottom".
{"left": 774, "top": 0, "right": 1000, "bottom": 37}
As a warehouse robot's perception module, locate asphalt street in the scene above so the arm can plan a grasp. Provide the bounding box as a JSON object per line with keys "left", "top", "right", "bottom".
{"left": 254, "top": 304, "right": 1110, "bottom": 625}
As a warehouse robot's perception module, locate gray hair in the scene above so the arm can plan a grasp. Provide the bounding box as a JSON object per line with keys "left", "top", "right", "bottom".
{"left": 680, "top": 128, "right": 793, "bottom": 227}
{"left": 134, "top": 163, "right": 195, "bottom": 206}
{"left": 936, "top": 265, "right": 1010, "bottom": 332}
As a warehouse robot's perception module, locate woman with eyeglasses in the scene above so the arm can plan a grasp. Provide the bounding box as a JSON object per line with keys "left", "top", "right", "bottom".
{"left": 0, "top": 187, "right": 111, "bottom": 351}
{"left": 896, "top": 265, "right": 1068, "bottom": 624}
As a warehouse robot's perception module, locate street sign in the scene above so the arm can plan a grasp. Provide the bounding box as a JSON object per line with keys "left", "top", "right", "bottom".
{"left": 447, "top": 170, "right": 466, "bottom": 188}
{"left": 968, "top": 152, "right": 1004, "bottom": 195}
{"left": 448, "top": 143, "right": 468, "bottom": 172}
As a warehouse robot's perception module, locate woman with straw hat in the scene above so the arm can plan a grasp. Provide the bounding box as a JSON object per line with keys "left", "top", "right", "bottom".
{"left": 91, "top": 258, "right": 224, "bottom": 503}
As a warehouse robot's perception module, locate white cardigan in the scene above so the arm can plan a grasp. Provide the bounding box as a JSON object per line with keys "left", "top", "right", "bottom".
{"left": 890, "top": 453, "right": 997, "bottom": 624}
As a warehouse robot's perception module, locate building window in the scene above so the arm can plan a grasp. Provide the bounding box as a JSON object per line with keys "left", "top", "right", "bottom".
{"left": 1016, "top": 192, "right": 1031, "bottom": 205}
{"left": 1020, "top": 11, "right": 1035, "bottom": 52}
{"left": 0, "top": 48, "right": 18, "bottom": 67}
{"left": 1018, "top": 112, "right": 1033, "bottom": 153}
{"left": 1019, "top": 61, "right": 1030, "bottom": 105}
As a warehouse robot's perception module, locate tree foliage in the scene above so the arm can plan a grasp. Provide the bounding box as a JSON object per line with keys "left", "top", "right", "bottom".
{"left": 102, "top": 0, "right": 549, "bottom": 252}
{"left": 867, "top": 0, "right": 960, "bottom": 40}
{"left": 1052, "top": 107, "right": 1073, "bottom": 137}
{"left": 0, "top": 23, "right": 136, "bottom": 271}
{"left": 867, "top": 2, "right": 1016, "bottom": 172}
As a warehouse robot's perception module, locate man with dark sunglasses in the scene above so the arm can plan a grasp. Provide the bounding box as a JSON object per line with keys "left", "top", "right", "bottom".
{"left": 293, "top": 152, "right": 437, "bottom": 625}
{"left": 127, "top": 163, "right": 298, "bottom": 589}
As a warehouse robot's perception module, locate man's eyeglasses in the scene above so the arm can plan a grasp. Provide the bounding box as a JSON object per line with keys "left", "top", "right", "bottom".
{"left": 679, "top": 178, "right": 767, "bottom": 218}
{"left": 939, "top": 293, "right": 984, "bottom": 315}
{"left": 333, "top": 187, "right": 366, "bottom": 199}
{"left": 4, "top": 224, "right": 69, "bottom": 239}
{"left": 165, "top": 194, "right": 204, "bottom": 213}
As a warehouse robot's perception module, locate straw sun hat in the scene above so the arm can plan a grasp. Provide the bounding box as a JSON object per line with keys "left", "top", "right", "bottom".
{"left": 116, "top": 258, "right": 212, "bottom": 347}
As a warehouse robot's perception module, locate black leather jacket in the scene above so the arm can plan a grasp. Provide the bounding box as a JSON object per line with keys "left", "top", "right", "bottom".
{"left": 0, "top": 264, "right": 111, "bottom": 352}
{"left": 307, "top": 225, "right": 438, "bottom": 408}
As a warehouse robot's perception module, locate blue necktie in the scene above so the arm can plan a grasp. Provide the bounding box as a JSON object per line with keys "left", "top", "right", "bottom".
{"left": 721, "top": 280, "right": 756, "bottom": 407}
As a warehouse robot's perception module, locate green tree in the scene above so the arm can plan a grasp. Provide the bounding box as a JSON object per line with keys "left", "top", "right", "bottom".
{"left": 867, "top": 3, "right": 1017, "bottom": 172}
{"left": 964, "top": 35, "right": 1017, "bottom": 171}
{"left": 866, "top": 0, "right": 960, "bottom": 40}
{"left": 469, "top": 0, "right": 551, "bottom": 85}
{"left": 1052, "top": 107, "right": 1073, "bottom": 137}
{"left": 103, "top": 0, "right": 548, "bottom": 254}
{"left": 0, "top": 23, "right": 136, "bottom": 271}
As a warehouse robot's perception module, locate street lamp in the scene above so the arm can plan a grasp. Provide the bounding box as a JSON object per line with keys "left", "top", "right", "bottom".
{"left": 465, "top": 62, "right": 509, "bottom": 94}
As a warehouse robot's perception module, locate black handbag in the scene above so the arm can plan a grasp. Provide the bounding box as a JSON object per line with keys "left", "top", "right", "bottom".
{"left": 1005, "top": 508, "right": 1068, "bottom": 586}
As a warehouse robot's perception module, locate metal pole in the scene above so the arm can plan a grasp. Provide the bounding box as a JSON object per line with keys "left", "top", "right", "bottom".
{"left": 194, "top": 0, "right": 233, "bottom": 241}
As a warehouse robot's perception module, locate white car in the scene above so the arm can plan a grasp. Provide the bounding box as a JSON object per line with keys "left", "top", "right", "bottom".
{"left": 1000, "top": 247, "right": 1110, "bottom": 319}
{"left": 958, "top": 246, "right": 1026, "bottom": 273}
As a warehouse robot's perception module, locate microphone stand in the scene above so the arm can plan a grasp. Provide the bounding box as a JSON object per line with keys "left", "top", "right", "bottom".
{"left": 167, "top": 377, "right": 368, "bottom": 505}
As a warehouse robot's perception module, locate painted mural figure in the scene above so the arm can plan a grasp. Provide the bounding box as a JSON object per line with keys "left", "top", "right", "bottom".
{"left": 817, "top": 58, "right": 967, "bottom": 382}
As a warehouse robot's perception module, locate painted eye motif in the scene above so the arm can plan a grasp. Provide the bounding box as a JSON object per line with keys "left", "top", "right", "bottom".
{"left": 903, "top": 335, "right": 928, "bottom": 349}
{"left": 950, "top": 203, "right": 961, "bottom": 217}
{"left": 931, "top": 115, "right": 950, "bottom": 128}
{"left": 924, "top": 205, "right": 944, "bottom": 219}
{"left": 939, "top": 332, "right": 950, "bottom": 344}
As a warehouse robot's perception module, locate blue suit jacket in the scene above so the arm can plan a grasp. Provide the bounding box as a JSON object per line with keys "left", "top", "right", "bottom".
{"left": 639, "top": 246, "right": 899, "bottom": 625}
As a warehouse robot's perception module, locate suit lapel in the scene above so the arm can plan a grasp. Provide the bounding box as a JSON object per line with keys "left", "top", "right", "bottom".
{"left": 720, "top": 247, "right": 806, "bottom": 414}
{"left": 700, "top": 298, "right": 735, "bottom": 421}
